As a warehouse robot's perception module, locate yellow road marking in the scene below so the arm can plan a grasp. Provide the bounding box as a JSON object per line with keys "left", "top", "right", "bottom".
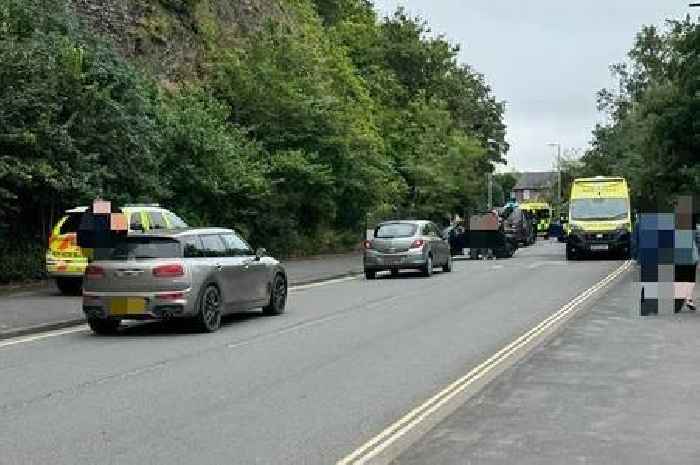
{"left": 337, "top": 260, "right": 632, "bottom": 465}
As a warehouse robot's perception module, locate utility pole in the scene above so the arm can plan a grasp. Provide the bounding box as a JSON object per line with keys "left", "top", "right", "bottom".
{"left": 487, "top": 172, "right": 493, "bottom": 210}
{"left": 557, "top": 145, "right": 562, "bottom": 204}
{"left": 547, "top": 143, "right": 562, "bottom": 205}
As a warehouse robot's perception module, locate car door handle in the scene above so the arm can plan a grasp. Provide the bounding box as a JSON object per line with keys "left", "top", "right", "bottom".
{"left": 216, "top": 263, "right": 223, "bottom": 271}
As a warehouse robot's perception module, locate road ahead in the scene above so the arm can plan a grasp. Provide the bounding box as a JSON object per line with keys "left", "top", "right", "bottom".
{"left": 0, "top": 241, "right": 621, "bottom": 465}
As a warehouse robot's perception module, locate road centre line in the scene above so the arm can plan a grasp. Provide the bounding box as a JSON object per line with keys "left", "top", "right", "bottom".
{"left": 228, "top": 295, "right": 403, "bottom": 350}
{"left": 337, "top": 260, "right": 632, "bottom": 465}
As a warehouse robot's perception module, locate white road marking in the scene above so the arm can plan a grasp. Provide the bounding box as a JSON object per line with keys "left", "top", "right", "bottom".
{"left": 0, "top": 275, "right": 361, "bottom": 350}
{"left": 290, "top": 276, "right": 359, "bottom": 292}
{"left": 0, "top": 325, "right": 88, "bottom": 349}
{"left": 337, "top": 260, "right": 632, "bottom": 465}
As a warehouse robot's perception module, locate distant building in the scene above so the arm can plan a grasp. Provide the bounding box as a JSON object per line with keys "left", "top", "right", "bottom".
{"left": 511, "top": 172, "right": 557, "bottom": 202}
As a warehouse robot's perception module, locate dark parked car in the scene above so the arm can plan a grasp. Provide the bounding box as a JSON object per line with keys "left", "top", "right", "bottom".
{"left": 500, "top": 207, "right": 534, "bottom": 246}
{"left": 444, "top": 222, "right": 467, "bottom": 256}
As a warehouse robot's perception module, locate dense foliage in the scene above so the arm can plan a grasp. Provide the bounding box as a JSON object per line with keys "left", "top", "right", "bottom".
{"left": 574, "top": 17, "right": 700, "bottom": 211}
{"left": 0, "top": 0, "right": 507, "bottom": 282}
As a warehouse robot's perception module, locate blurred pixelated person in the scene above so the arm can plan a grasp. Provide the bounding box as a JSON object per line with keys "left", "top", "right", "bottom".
{"left": 673, "top": 195, "right": 698, "bottom": 311}
{"left": 639, "top": 195, "right": 699, "bottom": 315}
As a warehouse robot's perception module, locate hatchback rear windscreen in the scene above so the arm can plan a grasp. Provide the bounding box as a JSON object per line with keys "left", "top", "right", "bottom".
{"left": 375, "top": 223, "right": 418, "bottom": 238}
{"left": 108, "top": 237, "right": 182, "bottom": 260}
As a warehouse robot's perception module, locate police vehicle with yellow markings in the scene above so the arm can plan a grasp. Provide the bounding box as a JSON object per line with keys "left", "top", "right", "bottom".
{"left": 46, "top": 204, "right": 188, "bottom": 295}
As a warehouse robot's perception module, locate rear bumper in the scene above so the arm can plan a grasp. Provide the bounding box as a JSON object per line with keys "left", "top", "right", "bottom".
{"left": 567, "top": 231, "right": 631, "bottom": 253}
{"left": 46, "top": 258, "right": 87, "bottom": 278}
{"left": 82, "top": 289, "right": 196, "bottom": 320}
{"left": 363, "top": 250, "right": 428, "bottom": 270}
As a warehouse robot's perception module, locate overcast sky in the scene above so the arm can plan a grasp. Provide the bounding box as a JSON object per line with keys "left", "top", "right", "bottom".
{"left": 372, "top": 0, "right": 692, "bottom": 172}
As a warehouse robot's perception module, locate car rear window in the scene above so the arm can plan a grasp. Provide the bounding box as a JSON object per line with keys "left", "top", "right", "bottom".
{"left": 108, "top": 237, "right": 181, "bottom": 260}
{"left": 375, "top": 223, "right": 418, "bottom": 238}
{"left": 59, "top": 213, "right": 84, "bottom": 235}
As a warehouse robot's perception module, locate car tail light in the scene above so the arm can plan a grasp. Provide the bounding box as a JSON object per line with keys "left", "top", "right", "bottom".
{"left": 363, "top": 240, "right": 373, "bottom": 250}
{"left": 410, "top": 239, "right": 425, "bottom": 249}
{"left": 153, "top": 264, "right": 184, "bottom": 278}
{"left": 85, "top": 265, "right": 105, "bottom": 279}
{"left": 157, "top": 292, "right": 185, "bottom": 301}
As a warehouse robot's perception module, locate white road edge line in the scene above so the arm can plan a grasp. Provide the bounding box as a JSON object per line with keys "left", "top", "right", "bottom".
{"left": 0, "top": 325, "right": 89, "bottom": 349}
{"left": 290, "top": 275, "right": 359, "bottom": 292}
{"left": 0, "top": 275, "right": 360, "bottom": 350}
{"left": 337, "top": 260, "right": 632, "bottom": 465}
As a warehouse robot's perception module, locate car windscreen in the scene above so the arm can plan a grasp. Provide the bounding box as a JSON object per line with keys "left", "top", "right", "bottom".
{"left": 570, "top": 198, "right": 628, "bottom": 221}
{"left": 108, "top": 237, "right": 182, "bottom": 260}
{"left": 375, "top": 223, "right": 418, "bottom": 238}
{"left": 59, "top": 213, "right": 84, "bottom": 234}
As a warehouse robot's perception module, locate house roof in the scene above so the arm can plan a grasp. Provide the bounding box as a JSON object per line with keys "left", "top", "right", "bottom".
{"left": 513, "top": 172, "right": 557, "bottom": 190}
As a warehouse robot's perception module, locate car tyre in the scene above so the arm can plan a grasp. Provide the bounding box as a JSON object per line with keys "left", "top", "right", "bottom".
{"left": 443, "top": 255, "right": 453, "bottom": 272}
{"left": 195, "top": 285, "right": 222, "bottom": 332}
{"left": 87, "top": 317, "right": 120, "bottom": 335}
{"left": 566, "top": 246, "right": 577, "bottom": 261}
{"left": 422, "top": 255, "right": 433, "bottom": 277}
{"left": 364, "top": 270, "right": 376, "bottom": 280}
{"left": 56, "top": 277, "right": 82, "bottom": 296}
{"left": 263, "top": 274, "right": 287, "bottom": 316}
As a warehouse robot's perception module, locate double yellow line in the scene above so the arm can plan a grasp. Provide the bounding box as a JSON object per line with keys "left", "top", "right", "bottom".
{"left": 338, "top": 260, "right": 632, "bottom": 465}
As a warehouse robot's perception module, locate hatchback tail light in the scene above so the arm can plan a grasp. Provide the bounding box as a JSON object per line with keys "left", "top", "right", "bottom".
{"left": 157, "top": 292, "right": 185, "bottom": 301}
{"left": 85, "top": 265, "right": 105, "bottom": 279}
{"left": 410, "top": 239, "right": 425, "bottom": 249}
{"left": 153, "top": 264, "right": 185, "bottom": 278}
{"left": 363, "top": 240, "right": 373, "bottom": 250}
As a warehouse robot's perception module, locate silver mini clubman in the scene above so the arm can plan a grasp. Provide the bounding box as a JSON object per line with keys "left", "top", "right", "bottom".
{"left": 82, "top": 228, "right": 287, "bottom": 334}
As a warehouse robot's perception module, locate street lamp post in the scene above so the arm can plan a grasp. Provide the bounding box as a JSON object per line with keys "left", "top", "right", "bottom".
{"left": 486, "top": 138, "right": 501, "bottom": 210}
{"left": 547, "top": 143, "right": 562, "bottom": 204}
{"left": 487, "top": 172, "right": 493, "bottom": 209}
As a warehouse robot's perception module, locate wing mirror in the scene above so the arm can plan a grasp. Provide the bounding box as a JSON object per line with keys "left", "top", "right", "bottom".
{"left": 255, "top": 248, "right": 268, "bottom": 260}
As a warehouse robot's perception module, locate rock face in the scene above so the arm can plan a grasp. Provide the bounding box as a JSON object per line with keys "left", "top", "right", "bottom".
{"left": 70, "top": 0, "right": 284, "bottom": 80}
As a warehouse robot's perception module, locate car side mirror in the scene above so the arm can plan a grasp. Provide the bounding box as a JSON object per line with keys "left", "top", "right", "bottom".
{"left": 255, "top": 248, "right": 267, "bottom": 260}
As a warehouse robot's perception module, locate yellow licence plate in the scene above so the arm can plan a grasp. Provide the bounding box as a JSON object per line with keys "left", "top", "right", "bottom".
{"left": 110, "top": 298, "right": 146, "bottom": 315}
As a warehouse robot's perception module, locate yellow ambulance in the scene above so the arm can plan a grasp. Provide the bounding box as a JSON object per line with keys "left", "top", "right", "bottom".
{"left": 46, "top": 204, "right": 188, "bottom": 295}
{"left": 566, "top": 176, "right": 631, "bottom": 260}
{"left": 520, "top": 202, "right": 552, "bottom": 237}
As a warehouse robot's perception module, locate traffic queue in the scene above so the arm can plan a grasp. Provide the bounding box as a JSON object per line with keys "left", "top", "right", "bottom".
{"left": 46, "top": 175, "right": 631, "bottom": 336}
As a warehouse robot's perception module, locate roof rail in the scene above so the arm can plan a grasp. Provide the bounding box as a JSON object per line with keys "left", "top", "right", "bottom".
{"left": 123, "top": 203, "right": 161, "bottom": 208}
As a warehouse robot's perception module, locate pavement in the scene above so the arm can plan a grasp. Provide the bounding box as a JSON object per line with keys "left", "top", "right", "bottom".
{"left": 0, "top": 240, "right": 623, "bottom": 465}
{"left": 0, "top": 253, "right": 364, "bottom": 339}
{"left": 395, "top": 264, "right": 700, "bottom": 465}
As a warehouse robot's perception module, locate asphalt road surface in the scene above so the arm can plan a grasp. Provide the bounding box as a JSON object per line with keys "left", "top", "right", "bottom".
{"left": 0, "top": 241, "right": 622, "bottom": 465}
{"left": 0, "top": 254, "right": 363, "bottom": 336}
